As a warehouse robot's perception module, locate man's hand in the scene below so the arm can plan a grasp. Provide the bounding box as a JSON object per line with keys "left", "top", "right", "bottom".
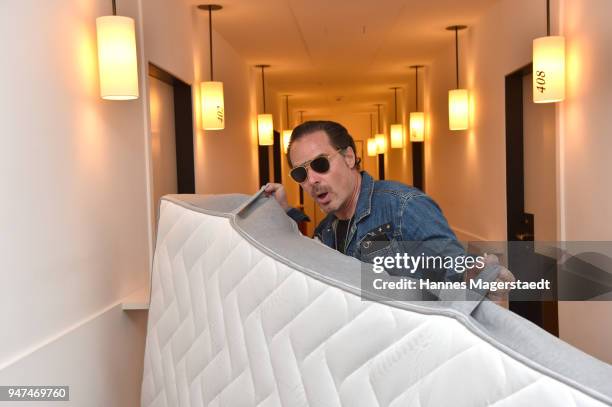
{"left": 263, "top": 183, "right": 290, "bottom": 211}
{"left": 465, "top": 254, "right": 515, "bottom": 309}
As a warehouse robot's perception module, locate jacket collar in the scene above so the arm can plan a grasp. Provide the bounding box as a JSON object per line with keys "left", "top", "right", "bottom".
{"left": 353, "top": 171, "right": 374, "bottom": 224}
{"left": 319, "top": 171, "right": 374, "bottom": 233}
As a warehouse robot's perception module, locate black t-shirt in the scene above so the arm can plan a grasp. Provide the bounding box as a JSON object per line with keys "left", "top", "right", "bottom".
{"left": 335, "top": 218, "right": 352, "bottom": 254}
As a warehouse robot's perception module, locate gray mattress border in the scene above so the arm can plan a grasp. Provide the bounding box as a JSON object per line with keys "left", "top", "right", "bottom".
{"left": 159, "top": 194, "right": 612, "bottom": 405}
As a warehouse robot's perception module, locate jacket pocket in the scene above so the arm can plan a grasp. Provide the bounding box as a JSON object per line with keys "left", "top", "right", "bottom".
{"left": 357, "top": 223, "right": 396, "bottom": 263}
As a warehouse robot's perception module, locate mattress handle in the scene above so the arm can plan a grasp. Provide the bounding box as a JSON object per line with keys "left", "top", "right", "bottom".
{"left": 444, "top": 262, "right": 503, "bottom": 315}
{"left": 232, "top": 185, "right": 268, "bottom": 217}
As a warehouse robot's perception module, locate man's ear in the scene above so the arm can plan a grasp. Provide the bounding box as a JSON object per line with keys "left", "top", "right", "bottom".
{"left": 343, "top": 147, "right": 356, "bottom": 169}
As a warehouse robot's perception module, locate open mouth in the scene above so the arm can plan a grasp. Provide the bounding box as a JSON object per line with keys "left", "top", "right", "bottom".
{"left": 316, "top": 192, "right": 329, "bottom": 203}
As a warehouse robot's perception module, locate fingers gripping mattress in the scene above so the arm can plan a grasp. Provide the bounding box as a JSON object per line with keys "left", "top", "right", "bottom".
{"left": 141, "top": 194, "right": 612, "bottom": 407}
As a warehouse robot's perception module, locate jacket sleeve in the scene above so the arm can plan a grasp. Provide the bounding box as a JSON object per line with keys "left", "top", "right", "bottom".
{"left": 285, "top": 207, "right": 310, "bottom": 223}
{"left": 397, "top": 194, "right": 467, "bottom": 282}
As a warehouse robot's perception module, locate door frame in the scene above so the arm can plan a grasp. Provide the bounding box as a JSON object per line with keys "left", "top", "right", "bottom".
{"left": 148, "top": 62, "right": 195, "bottom": 194}
{"left": 505, "top": 63, "right": 559, "bottom": 336}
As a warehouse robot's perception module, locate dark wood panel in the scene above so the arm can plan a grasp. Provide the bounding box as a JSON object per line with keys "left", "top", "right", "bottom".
{"left": 412, "top": 142, "right": 424, "bottom": 191}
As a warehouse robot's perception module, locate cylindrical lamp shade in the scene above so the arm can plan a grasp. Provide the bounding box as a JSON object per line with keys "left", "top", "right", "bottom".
{"left": 409, "top": 112, "right": 425, "bottom": 142}
{"left": 367, "top": 138, "right": 378, "bottom": 157}
{"left": 96, "top": 16, "right": 139, "bottom": 100}
{"left": 390, "top": 124, "right": 404, "bottom": 148}
{"left": 282, "top": 130, "right": 292, "bottom": 153}
{"left": 257, "top": 114, "right": 274, "bottom": 145}
{"left": 533, "top": 36, "right": 565, "bottom": 103}
{"left": 375, "top": 133, "right": 387, "bottom": 153}
{"left": 200, "top": 81, "right": 224, "bottom": 130}
{"left": 448, "top": 89, "right": 469, "bottom": 130}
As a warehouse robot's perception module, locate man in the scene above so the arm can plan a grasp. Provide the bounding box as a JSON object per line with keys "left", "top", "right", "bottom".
{"left": 265, "top": 121, "right": 512, "bottom": 302}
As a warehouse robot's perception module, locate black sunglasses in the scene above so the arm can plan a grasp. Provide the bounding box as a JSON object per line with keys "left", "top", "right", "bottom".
{"left": 290, "top": 149, "right": 342, "bottom": 183}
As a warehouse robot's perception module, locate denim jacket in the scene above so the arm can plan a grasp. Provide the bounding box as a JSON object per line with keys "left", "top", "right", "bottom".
{"left": 307, "top": 171, "right": 465, "bottom": 281}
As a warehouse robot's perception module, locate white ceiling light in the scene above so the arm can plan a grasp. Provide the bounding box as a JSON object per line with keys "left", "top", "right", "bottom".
{"left": 256, "top": 65, "right": 274, "bottom": 146}
{"left": 96, "top": 0, "right": 139, "bottom": 100}
{"left": 282, "top": 95, "right": 292, "bottom": 154}
{"left": 533, "top": 0, "right": 565, "bottom": 103}
{"left": 409, "top": 65, "right": 425, "bottom": 142}
{"left": 447, "top": 25, "right": 469, "bottom": 131}
{"left": 198, "top": 5, "right": 224, "bottom": 130}
{"left": 389, "top": 87, "right": 404, "bottom": 149}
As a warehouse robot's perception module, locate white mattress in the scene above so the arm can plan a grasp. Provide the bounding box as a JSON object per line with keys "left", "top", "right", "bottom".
{"left": 141, "top": 194, "right": 612, "bottom": 406}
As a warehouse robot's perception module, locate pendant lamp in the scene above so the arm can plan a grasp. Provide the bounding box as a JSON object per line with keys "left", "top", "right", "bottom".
{"left": 367, "top": 113, "right": 377, "bottom": 157}
{"left": 282, "top": 95, "right": 292, "bottom": 153}
{"left": 256, "top": 65, "right": 273, "bottom": 146}
{"left": 198, "top": 5, "right": 224, "bottom": 130}
{"left": 533, "top": 0, "right": 565, "bottom": 103}
{"left": 446, "top": 25, "right": 468, "bottom": 131}
{"left": 375, "top": 104, "right": 387, "bottom": 153}
{"left": 96, "top": 0, "right": 139, "bottom": 100}
{"left": 409, "top": 65, "right": 425, "bottom": 142}
{"left": 389, "top": 87, "right": 404, "bottom": 149}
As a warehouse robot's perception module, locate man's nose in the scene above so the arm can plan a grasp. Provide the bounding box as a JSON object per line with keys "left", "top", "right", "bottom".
{"left": 305, "top": 167, "right": 322, "bottom": 186}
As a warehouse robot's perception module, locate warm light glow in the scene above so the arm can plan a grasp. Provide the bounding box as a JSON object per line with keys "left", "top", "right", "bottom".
{"left": 282, "top": 129, "right": 292, "bottom": 153}
{"left": 533, "top": 36, "right": 565, "bottom": 103}
{"left": 367, "top": 138, "right": 378, "bottom": 156}
{"left": 390, "top": 124, "right": 404, "bottom": 148}
{"left": 96, "top": 16, "right": 139, "bottom": 100}
{"left": 375, "top": 133, "right": 387, "bottom": 153}
{"left": 409, "top": 112, "right": 425, "bottom": 142}
{"left": 448, "top": 89, "right": 469, "bottom": 130}
{"left": 200, "top": 81, "right": 224, "bottom": 130}
{"left": 257, "top": 114, "right": 274, "bottom": 145}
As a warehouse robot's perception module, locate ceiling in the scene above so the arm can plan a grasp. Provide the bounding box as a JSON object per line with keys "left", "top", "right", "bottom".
{"left": 191, "top": 0, "right": 497, "bottom": 116}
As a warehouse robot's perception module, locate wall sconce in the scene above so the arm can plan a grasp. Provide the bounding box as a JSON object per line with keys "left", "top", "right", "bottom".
{"left": 447, "top": 25, "right": 468, "bottom": 131}
{"left": 374, "top": 104, "right": 387, "bottom": 153}
{"left": 258, "top": 114, "right": 273, "bottom": 144}
{"left": 533, "top": 0, "right": 565, "bottom": 103}
{"left": 389, "top": 87, "right": 403, "bottom": 148}
{"left": 282, "top": 95, "right": 292, "bottom": 153}
{"left": 96, "top": 0, "right": 139, "bottom": 100}
{"left": 367, "top": 138, "right": 378, "bottom": 157}
{"left": 256, "top": 65, "right": 274, "bottom": 146}
{"left": 198, "top": 5, "right": 224, "bottom": 130}
{"left": 375, "top": 133, "right": 387, "bottom": 153}
{"left": 282, "top": 130, "right": 292, "bottom": 154}
{"left": 409, "top": 65, "right": 425, "bottom": 142}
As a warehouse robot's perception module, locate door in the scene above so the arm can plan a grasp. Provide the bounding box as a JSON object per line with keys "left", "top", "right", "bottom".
{"left": 149, "top": 75, "right": 178, "bottom": 224}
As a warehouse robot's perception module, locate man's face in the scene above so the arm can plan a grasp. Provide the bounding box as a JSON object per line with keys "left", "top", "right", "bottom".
{"left": 289, "top": 130, "right": 355, "bottom": 214}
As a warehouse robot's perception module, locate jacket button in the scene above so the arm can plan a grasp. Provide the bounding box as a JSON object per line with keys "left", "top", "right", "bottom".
{"left": 363, "top": 241, "right": 371, "bottom": 249}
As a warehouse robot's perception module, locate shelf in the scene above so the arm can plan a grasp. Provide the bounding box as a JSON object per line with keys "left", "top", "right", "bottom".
{"left": 121, "top": 286, "right": 150, "bottom": 311}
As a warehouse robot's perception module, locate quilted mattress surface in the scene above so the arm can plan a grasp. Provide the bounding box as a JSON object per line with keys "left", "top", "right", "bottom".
{"left": 141, "top": 193, "right": 612, "bottom": 406}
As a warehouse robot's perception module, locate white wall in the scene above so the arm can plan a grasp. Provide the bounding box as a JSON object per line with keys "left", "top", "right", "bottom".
{"left": 557, "top": 0, "right": 612, "bottom": 365}
{"left": 0, "top": 0, "right": 259, "bottom": 402}
{"left": 0, "top": 306, "right": 147, "bottom": 407}
{"left": 0, "top": 0, "right": 150, "bottom": 404}
{"left": 0, "top": 0, "right": 150, "bottom": 366}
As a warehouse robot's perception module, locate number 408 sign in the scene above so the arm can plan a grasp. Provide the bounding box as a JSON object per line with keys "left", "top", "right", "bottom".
{"left": 535, "top": 70, "right": 547, "bottom": 94}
